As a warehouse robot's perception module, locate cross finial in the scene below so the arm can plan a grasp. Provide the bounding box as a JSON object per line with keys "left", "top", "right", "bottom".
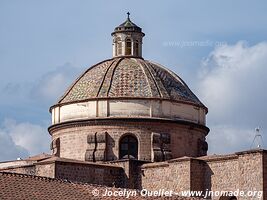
{"left": 127, "top": 12, "right": 130, "bottom": 19}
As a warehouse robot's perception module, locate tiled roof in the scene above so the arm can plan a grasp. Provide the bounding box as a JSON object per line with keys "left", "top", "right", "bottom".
{"left": 0, "top": 172, "right": 202, "bottom": 200}
{"left": 113, "top": 15, "right": 143, "bottom": 33}
{"left": 118, "top": 17, "right": 139, "bottom": 28}
{"left": 57, "top": 57, "right": 205, "bottom": 109}
{"left": 25, "top": 153, "right": 52, "bottom": 161}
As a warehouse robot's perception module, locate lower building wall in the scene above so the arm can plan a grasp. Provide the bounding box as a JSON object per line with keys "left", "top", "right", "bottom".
{"left": 205, "top": 151, "right": 264, "bottom": 200}
{"left": 1, "top": 150, "right": 266, "bottom": 200}
{"left": 54, "top": 162, "right": 126, "bottom": 187}
{"left": 141, "top": 159, "right": 191, "bottom": 192}
{"left": 0, "top": 160, "right": 34, "bottom": 169}
{"left": 204, "top": 157, "right": 240, "bottom": 200}
{"left": 140, "top": 151, "right": 266, "bottom": 200}
{"left": 0, "top": 165, "right": 36, "bottom": 175}
{"left": 236, "top": 152, "right": 263, "bottom": 200}
{"left": 35, "top": 163, "right": 55, "bottom": 178}
{"left": 190, "top": 159, "right": 206, "bottom": 192}
{"left": 0, "top": 160, "right": 127, "bottom": 188}
{"left": 107, "top": 159, "right": 146, "bottom": 189}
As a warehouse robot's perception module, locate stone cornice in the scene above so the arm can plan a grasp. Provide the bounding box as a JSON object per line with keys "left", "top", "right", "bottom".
{"left": 48, "top": 117, "right": 210, "bottom": 135}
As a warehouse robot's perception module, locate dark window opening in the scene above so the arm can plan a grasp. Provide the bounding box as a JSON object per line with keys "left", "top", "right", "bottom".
{"left": 125, "top": 39, "right": 132, "bottom": 55}
{"left": 119, "top": 135, "right": 138, "bottom": 159}
{"left": 134, "top": 41, "right": 139, "bottom": 56}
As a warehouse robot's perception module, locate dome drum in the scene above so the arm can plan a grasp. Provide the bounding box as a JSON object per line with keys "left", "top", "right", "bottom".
{"left": 50, "top": 98, "right": 206, "bottom": 126}
{"left": 49, "top": 119, "right": 209, "bottom": 162}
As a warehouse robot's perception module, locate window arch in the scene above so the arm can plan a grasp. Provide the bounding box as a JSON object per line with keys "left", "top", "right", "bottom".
{"left": 119, "top": 134, "right": 138, "bottom": 159}
{"left": 125, "top": 38, "right": 132, "bottom": 55}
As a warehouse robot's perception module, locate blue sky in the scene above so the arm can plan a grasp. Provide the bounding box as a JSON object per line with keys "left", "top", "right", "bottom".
{"left": 1, "top": 0, "right": 267, "bottom": 161}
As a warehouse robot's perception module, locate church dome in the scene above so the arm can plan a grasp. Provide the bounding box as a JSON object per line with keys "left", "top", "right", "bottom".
{"left": 49, "top": 14, "right": 209, "bottom": 162}
{"left": 50, "top": 14, "right": 207, "bottom": 126}
{"left": 57, "top": 57, "right": 205, "bottom": 109}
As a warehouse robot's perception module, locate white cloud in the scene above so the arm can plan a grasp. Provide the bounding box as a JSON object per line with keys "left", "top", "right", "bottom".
{"left": 0, "top": 129, "right": 29, "bottom": 161}
{"left": 0, "top": 119, "right": 50, "bottom": 161}
{"left": 198, "top": 41, "right": 267, "bottom": 154}
{"left": 207, "top": 125, "right": 256, "bottom": 154}
{"left": 31, "top": 62, "right": 81, "bottom": 103}
{"left": 0, "top": 63, "right": 80, "bottom": 162}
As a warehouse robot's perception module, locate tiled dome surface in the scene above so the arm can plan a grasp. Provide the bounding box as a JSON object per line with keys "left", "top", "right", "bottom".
{"left": 58, "top": 57, "right": 204, "bottom": 107}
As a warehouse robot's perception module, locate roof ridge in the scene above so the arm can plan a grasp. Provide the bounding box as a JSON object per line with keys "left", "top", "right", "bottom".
{"left": 107, "top": 57, "right": 124, "bottom": 96}
{"left": 0, "top": 172, "right": 103, "bottom": 187}
{"left": 96, "top": 59, "right": 117, "bottom": 97}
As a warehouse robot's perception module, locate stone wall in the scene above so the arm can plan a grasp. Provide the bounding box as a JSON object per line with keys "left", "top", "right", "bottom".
{"left": 203, "top": 155, "right": 240, "bottom": 200}
{"left": 141, "top": 158, "right": 191, "bottom": 192}
{"left": 54, "top": 161, "right": 125, "bottom": 187}
{"left": 0, "top": 165, "right": 36, "bottom": 175}
{"left": 35, "top": 163, "right": 55, "bottom": 178}
{"left": 202, "top": 150, "right": 265, "bottom": 200}
{"left": 108, "top": 159, "right": 146, "bottom": 189}
{"left": 50, "top": 120, "right": 208, "bottom": 162}
{"left": 190, "top": 159, "right": 206, "bottom": 192}
{"left": 1, "top": 150, "right": 266, "bottom": 199}
{"left": 0, "top": 159, "right": 126, "bottom": 188}
{"left": 0, "top": 160, "right": 34, "bottom": 169}
{"left": 139, "top": 150, "right": 266, "bottom": 200}
{"left": 236, "top": 151, "right": 263, "bottom": 200}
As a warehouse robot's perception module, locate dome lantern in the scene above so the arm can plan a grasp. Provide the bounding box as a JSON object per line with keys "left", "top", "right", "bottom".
{"left": 111, "top": 12, "right": 145, "bottom": 58}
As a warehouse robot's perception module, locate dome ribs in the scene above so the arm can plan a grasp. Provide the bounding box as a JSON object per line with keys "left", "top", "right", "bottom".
{"left": 97, "top": 58, "right": 122, "bottom": 97}
{"left": 144, "top": 61, "right": 170, "bottom": 99}
{"left": 99, "top": 58, "right": 124, "bottom": 97}
{"left": 135, "top": 59, "right": 162, "bottom": 98}
{"left": 108, "top": 58, "right": 151, "bottom": 97}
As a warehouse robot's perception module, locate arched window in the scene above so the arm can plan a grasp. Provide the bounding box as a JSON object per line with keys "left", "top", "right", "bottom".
{"left": 117, "top": 38, "right": 122, "bottom": 55}
{"left": 125, "top": 39, "right": 132, "bottom": 55}
{"left": 119, "top": 135, "right": 138, "bottom": 159}
{"left": 134, "top": 40, "right": 139, "bottom": 56}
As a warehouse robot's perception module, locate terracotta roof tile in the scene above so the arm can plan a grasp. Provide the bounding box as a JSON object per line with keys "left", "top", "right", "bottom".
{"left": 0, "top": 172, "right": 202, "bottom": 200}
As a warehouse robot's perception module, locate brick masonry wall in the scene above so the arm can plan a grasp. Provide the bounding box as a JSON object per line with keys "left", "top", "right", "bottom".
{"left": 0, "top": 165, "right": 35, "bottom": 175}
{"left": 35, "top": 163, "right": 55, "bottom": 178}
{"left": 0, "top": 160, "right": 34, "bottom": 169}
{"left": 204, "top": 157, "right": 239, "bottom": 200}
{"left": 140, "top": 151, "right": 266, "bottom": 200}
{"left": 190, "top": 159, "right": 206, "bottom": 192}
{"left": 236, "top": 152, "right": 263, "bottom": 200}
{"left": 50, "top": 120, "right": 207, "bottom": 162}
{"left": 54, "top": 161, "right": 126, "bottom": 187}
{"left": 203, "top": 151, "right": 265, "bottom": 200}
{"left": 141, "top": 159, "right": 191, "bottom": 192}
{"left": 107, "top": 159, "right": 146, "bottom": 189}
